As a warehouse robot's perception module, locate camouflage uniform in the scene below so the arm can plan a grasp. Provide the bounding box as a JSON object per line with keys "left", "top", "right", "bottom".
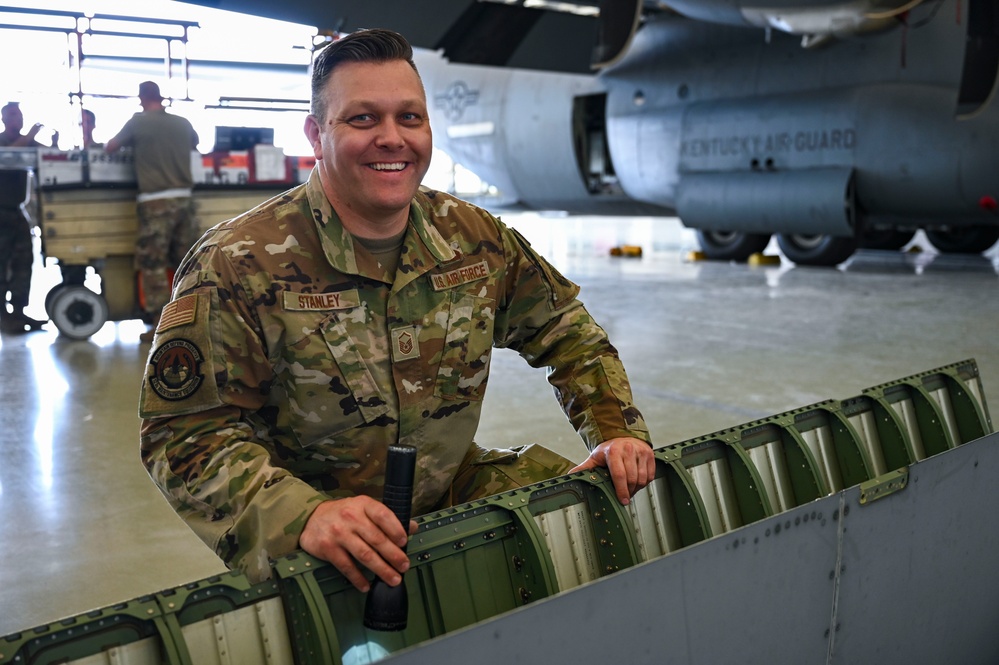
{"left": 0, "top": 206, "right": 33, "bottom": 311}
{"left": 139, "top": 169, "right": 650, "bottom": 581}
{"left": 0, "top": 167, "right": 34, "bottom": 314}
{"left": 110, "top": 108, "right": 199, "bottom": 314}
{"left": 136, "top": 196, "right": 198, "bottom": 312}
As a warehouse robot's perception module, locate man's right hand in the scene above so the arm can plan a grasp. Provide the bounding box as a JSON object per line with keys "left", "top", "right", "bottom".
{"left": 298, "top": 497, "right": 417, "bottom": 592}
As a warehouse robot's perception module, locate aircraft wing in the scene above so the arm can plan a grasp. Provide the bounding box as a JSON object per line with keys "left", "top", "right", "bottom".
{"left": 174, "top": 0, "right": 926, "bottom": 72}
{"left": 173, "top": 0, "right": 642, "bottom": 74}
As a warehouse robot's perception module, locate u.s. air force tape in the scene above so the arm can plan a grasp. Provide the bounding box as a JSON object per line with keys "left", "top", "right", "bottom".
{"left": 430, "top": 260, "right": 489, "bottom": 291}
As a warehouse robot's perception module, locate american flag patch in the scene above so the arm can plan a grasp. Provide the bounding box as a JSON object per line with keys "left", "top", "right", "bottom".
{"left": 157, "top": 294, "right": 198, "bottom": 332}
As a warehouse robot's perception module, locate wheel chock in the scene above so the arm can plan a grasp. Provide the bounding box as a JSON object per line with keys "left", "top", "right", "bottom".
{"left": 749, "top": 252, "right": 781, "bottom": 266}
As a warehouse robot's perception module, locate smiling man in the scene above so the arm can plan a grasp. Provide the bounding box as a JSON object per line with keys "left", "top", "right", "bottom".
{"left": 305, "top": 54, "right": 431, "bottom": 238}
{"left": 138, "top": 29, "right": 654, "bottom": 592}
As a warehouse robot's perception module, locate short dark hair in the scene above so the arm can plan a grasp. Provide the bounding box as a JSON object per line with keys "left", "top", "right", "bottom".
{"left": 310, "top": 28, "right": 420, "bottom": 120}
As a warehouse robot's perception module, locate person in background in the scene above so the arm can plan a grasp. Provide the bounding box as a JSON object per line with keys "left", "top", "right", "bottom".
{"left": 0, "top": 102, "right": 51, "bottom": 333}
{"left": 81, "top": 109, "right": 102, "bottom": 148}
{"left": 105, "top": 82, "right": 199, "bottom": 342}
{"left": 0, "top": 102, "right": 59, "bottom": 148}
{"left": 138, "top": 28, "right": 656, "bottom": 592}
{"left": 52, "top": 109, "right": 104, "bottom": 288}
{"left": 0, "top": 167, "right": 46, "bottom": 333}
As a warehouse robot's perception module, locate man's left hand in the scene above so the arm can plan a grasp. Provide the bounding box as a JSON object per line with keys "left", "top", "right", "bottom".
{"left": 569, "top": 437, "right": 656, "bottom": 505}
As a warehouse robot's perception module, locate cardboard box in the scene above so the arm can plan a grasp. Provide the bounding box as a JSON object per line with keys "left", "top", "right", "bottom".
{"left": 251, "top": 144, "right": 290, "bottom": 183}
{"left": 87, "top": 148, "right": 135, "bottom": 183}
{"left": 215, "top": 151, "right": 250, "bottom": 185}
{"left": 191, "top": 151, "right": 216, "bottom": 184}
{"left": 38, "top": 149, "right": 85, "bottom": 186}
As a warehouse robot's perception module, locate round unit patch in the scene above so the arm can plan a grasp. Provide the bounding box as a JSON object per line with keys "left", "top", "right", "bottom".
{"left": 149, "top": 338, "right": 205, "bottom": 401}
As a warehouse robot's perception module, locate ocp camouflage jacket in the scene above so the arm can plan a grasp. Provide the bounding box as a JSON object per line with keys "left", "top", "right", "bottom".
{"left": 139, "top": 169, "right": 650, "bottom": 581}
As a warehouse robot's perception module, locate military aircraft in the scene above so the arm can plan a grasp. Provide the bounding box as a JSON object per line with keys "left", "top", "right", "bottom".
{"left": 175, "top": 0, "right": 999, "bottom": 266}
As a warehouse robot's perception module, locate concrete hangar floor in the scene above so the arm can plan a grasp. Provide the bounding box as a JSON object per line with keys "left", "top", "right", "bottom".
{"left": 2, "top": 213, "right": 997, "bottom": 635}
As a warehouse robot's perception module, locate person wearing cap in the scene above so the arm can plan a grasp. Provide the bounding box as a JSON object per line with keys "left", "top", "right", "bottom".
{"left": 106, "top": 81, "right": 200, "bottom": 342}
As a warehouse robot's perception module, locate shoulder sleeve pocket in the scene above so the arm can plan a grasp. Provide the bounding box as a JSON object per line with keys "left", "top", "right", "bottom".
{"left": 508, "top": 227, "right": 580, "bottom": 311}
{"left": 139, "top": 288, "right": 224, "bottom": 418}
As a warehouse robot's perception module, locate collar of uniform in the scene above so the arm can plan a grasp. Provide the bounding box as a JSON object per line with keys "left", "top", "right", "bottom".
{"left": 410, "top": 187, "right": 461, "bottom": 264}
{"left": 389, "top": 194, "right": 461, "bottom": 293}
{"left": 306, "top": 168, "right": 362, "bottom": 275}
{"left": 305, "top": 171, "right": 460, "bottom": 279}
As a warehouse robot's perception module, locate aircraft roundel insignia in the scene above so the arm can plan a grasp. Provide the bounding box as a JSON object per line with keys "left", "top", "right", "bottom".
{"left": 435, "top": 81, "right": 480, "bottom": 121}
{"left": 149, "top": 338, "right": 205, "bottom": 401}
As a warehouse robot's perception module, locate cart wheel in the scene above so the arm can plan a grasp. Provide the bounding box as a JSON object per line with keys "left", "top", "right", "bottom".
{"left": 49, "top": 285, "right": 109, "bottom": 340}
{"left": 44, "top": 283, "right": 72, "bottom": 319}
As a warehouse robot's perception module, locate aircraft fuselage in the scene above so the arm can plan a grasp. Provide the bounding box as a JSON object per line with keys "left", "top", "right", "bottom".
{"left": 420, "top": 0, "right": 999, "bottom": 263}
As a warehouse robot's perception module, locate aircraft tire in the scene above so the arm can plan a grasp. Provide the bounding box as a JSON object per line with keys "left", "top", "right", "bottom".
{"left": 776, "top": 233, "right": 857, "bottom": 267}
{"left": 859, "top": 229, "right": 915, "bottom": 251}
{"left": 925, "top": 226, "right": 999, "bottom": 254}
{"left": 695, "top": 230, "right": 771, "bottom": 261}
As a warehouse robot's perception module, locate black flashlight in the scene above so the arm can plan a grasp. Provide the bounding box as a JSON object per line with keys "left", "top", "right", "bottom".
{"left": 362, "top": 444, "right": 417, "bottom": 631}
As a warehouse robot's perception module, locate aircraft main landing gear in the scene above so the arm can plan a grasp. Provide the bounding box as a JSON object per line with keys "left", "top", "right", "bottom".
{"left": 776, "top": 233, "right": 857, "bottom": 267}
{"left": 925, "top": 226, "right": 999, "bottom": 254}
{"left": 859, "top": 228, "right": 916, "bottom": 251}
{"left": 695, "top": 230, "right": 771, "bottom": 261}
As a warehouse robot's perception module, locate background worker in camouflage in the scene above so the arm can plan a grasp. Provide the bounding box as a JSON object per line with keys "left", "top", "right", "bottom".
{"left": 0, "top": 103, "right": 53, "bottom": 333}
{"left": 106, "top": 81, "right": 200, "bottom": 342}
{"left": 139, "top": 28, "right": 655, "bottom": 591}
{"left": 0, "top": 199, "right": 42, "bottom": 334}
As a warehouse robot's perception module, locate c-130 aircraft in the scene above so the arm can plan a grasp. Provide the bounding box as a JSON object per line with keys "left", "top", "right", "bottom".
{"left": 180, "top": 0, "right": 999, "bottom": 267}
